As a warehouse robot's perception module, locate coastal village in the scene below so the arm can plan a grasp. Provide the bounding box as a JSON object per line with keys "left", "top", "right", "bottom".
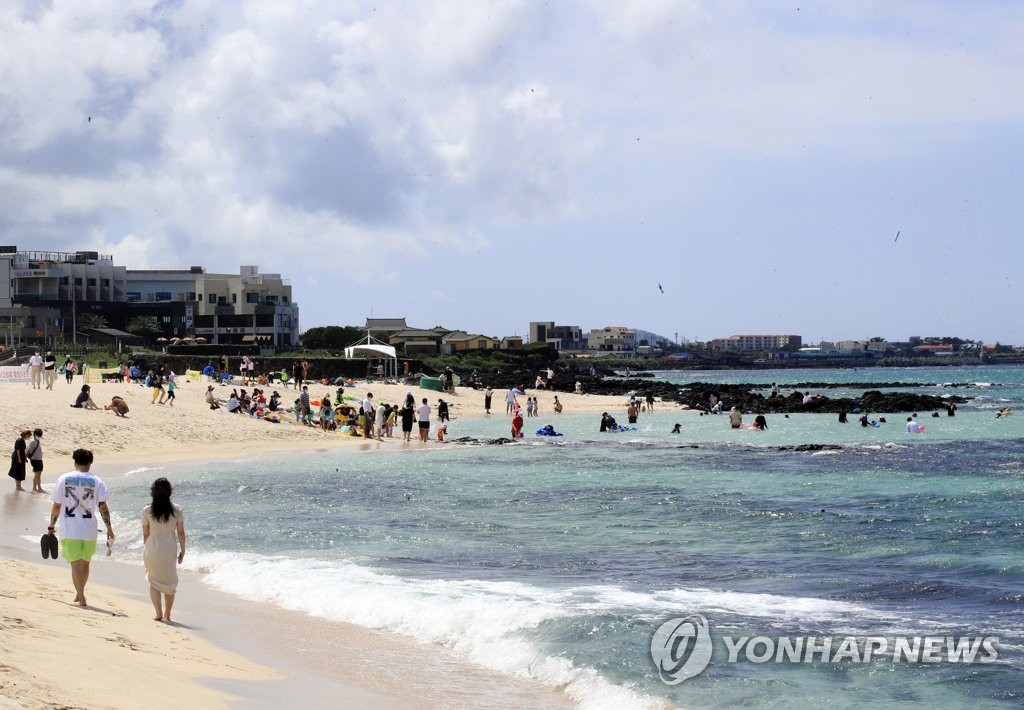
{"left": 1, "top": 249, "right": 1018, "bottom": 368}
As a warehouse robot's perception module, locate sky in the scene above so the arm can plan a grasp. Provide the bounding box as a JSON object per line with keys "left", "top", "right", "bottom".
{"left": 2, "top": 0, "right": 1022, "bottom": 345}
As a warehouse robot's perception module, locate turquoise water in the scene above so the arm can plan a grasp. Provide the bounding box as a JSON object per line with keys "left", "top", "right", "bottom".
{"left": 107, "top": 366, "right": 1024, "bottom": 708}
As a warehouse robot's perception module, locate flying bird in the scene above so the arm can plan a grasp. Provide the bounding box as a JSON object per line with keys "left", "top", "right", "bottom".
{"left": 658, "top": 283, "right": 664, "bottom": 294}
{"left": 894, "top": 230, "right": 900, "bottom": 243}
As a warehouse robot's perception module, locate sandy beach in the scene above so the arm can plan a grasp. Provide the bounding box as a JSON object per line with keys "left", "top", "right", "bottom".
{"left": 0, "top": 375, "right": 631, "bottom": 708}
{"left": 0, "top": 376, "right": 636, "bottom": 464}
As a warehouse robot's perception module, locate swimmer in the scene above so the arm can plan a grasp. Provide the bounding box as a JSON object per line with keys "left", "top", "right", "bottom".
{"left": 996, "top": 408, "right": 1012, "bottom": 419}
{"left": 671, "top": 423, "right": 681, "bottom": 434}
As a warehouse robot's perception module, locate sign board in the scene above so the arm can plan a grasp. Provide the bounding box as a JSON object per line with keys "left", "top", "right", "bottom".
{"left": 0, "top": 365, "right": 30, "bottom": 383}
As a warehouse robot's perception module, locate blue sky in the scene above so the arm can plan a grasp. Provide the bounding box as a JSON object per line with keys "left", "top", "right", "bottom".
{"left": 2, "top": 1, "right": 1021, "bottom": 344}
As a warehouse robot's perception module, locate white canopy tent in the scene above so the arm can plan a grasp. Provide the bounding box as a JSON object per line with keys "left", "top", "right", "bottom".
{"left": 344, "top": 336, "right": 399, "bottom": 378}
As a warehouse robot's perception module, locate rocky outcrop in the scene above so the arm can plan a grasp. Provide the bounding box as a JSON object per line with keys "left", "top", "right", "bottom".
{"left": 656, "top": 382, "right": 967, "bottom": 414}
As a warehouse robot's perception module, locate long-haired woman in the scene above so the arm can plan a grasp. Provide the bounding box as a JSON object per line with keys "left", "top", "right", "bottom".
{"left": 142, "top": 477, "right": 186, "bottom": 621}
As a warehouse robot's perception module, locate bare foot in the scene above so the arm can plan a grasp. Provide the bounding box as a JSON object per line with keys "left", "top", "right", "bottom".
{"left": 154, "top": 616, "right": 163, "bottom": 621}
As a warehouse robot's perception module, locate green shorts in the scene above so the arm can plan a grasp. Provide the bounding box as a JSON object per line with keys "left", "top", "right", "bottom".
{"left": 62, "top": 539, "right": 97, "bottom": 562}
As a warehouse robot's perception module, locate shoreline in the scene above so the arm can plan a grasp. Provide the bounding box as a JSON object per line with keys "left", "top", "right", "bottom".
{"left": 0, "top": 378, "right": 638, "bottom": 465}
{"left": 2, "top": 369, "right": 1016, "bottom": 708}
{"left": 0, "top": 379, "right": 613, "bottom": 709}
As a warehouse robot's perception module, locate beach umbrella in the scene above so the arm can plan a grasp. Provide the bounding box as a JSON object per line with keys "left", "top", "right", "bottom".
{"left": 195, "top": 336, "right": 207, "bottom": 342}
{"left": 169, "top": 337, "right": 181, "bottom": 343}
{"left": 156, "top": 337, "right": 168, "bottom": 342}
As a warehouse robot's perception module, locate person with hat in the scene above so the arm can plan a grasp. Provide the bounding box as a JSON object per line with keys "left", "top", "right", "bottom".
{"left": 205, "top": 385, "right": 221, "bottom": 410}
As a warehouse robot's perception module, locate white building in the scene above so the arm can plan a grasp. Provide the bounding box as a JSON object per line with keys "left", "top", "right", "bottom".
{"left": 589, "top": 326, "right": 636, "bottom": 352}
{"left": 125, "top": 265, "right": 299, "bottom": 347}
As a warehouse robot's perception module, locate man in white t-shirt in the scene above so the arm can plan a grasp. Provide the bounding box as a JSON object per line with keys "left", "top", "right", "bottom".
{"left": 362, "top": 393, "right": 375, "bottom": 438}
{"left": 48, "top": 449, "right": 115, "bottom": 607}
{"left": 906, "top": 417, "right": 922, "bottom": 433}
{"left": 417, "top": 397, "right": 432, "bottom": 442}
{"left": 29, "top": 351, "right": 44, "bottom": 389}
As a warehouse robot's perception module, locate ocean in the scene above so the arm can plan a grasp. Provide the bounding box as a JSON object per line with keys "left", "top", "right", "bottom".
{"left": 106, "top": 365, "right": 1024, "bottom": 708}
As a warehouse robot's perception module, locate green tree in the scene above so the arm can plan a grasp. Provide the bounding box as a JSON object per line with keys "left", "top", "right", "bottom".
{"left": 126, "top": 316, "right": 161, "bottom": 336}
{"left": 79, "top": 314, "right": 109, "bottom": 330}
{"left": 301, "top": 326, "right": 367, "bottom": 349}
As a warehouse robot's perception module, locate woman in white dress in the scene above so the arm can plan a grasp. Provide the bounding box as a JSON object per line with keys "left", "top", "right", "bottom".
{"left": 142, "top": 478, "right": 186, "bottom": 621}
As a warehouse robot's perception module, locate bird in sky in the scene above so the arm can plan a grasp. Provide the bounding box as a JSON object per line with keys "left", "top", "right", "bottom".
{"left": 894, "top": 230, "right": 900, "bottom": 242}
{"left": 658, "top": 283, "right": 664, "bottom": 294}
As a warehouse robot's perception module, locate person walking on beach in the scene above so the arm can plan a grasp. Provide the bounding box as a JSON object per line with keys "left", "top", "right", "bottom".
{"left": 48, "top": 449, "right": 115, "bottom": 607}
{"left": 9, "top": 429, "right": 30, "bottom": 491}
{"left": 63, "top": 355, "right": 76, "bottom": 384}
{"left": 484, "top": 386, "right": 493, "bottom": 415}
{"left": 150, "top": 371, "right": 165, "bottom": 404}
{"left": 143, "top": 477, "right": 186, "bottom": 622}
{"left": 29, "top": 351, "right": 43, "bottom": 389}
{"left": 43, "top": 351, "right": 57, "bottom": 390}
{"left": 28, "top": 428, "right": 44, "bottom": 493}
{"left": 417, "top": 397, "right": 432, "bottom": 442}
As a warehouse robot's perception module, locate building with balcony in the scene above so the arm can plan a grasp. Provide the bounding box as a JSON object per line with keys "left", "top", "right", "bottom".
{"left": 125, "top": 265, "right": 299, "bottom": 347}
{"left": 529, "top": 321, "right": 587, "bottom": 350}
{"left": 588, "top": 326, "right": 637, "bottom": 353}
{"left": 709, "top": 334, "right": 802, "bottom": 352}
{"left": 1, "top": 246, "right": 299, "bottom": 349}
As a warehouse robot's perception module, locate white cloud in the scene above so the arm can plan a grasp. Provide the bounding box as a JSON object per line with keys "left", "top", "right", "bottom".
{"left": 1, "top": 1, "right": 1022, "bottom": 338}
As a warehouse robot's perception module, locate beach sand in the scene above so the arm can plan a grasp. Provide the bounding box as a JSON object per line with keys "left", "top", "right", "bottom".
{"left": 0, "top": 377, "right": 633, "bottom": 464}
{"left": 1, "top": 376, "right": 633, "bottom": 708}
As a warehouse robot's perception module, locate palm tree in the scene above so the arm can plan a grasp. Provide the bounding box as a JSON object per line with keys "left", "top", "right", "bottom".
{"left": 126, "top": 316, "right": 161, "bottom": 336}
{"left": 78, "top": 314, "right": 109, "bottom": 331}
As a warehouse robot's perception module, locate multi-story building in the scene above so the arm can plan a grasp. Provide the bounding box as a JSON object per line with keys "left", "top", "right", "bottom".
{"left": 710, "top": 334, "right": 802, "bottom": 352}
{"left": 589, "top": 326, "right": 637, "bottom": 352}
{"left": 5, "top": 249, "right": 128, "bottom": 344}
{"left": 530, "top": 321, "right": 587, "bottom": 350}
{"left": 125, "top": 265, "right": 299, "bottom": 347}
{"left": 1, "top": 247, "right": 299, "bottom": 348}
